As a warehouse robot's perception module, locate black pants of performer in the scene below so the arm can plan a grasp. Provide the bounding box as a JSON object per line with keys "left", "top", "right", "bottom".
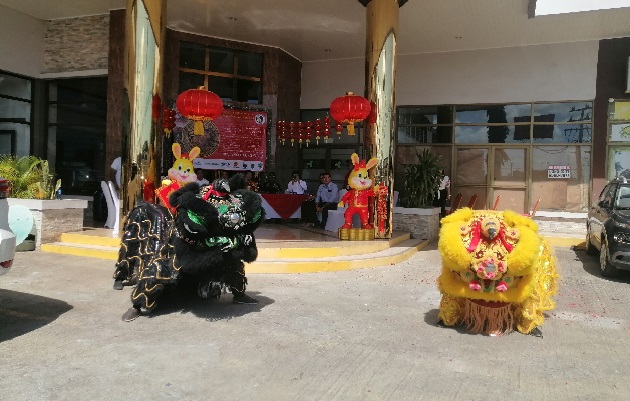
{"left": 301, "top": 200, "right": 318, "bottom": 225}
{"left": 433, "top": 189, "right": 448, "bottom": 218}
{"left": 317, "top": 202, "right": 338, "bottom": 228}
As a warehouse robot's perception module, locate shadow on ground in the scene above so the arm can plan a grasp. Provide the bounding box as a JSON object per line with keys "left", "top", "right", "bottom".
{"left": 0, "top": 289, "right": 73, "bottom": 342}
{"left": 570, "top": 248, "right": 630, "bottom": 283}
{"left": 144, "top": 288, "right": 274, "bottom": 322}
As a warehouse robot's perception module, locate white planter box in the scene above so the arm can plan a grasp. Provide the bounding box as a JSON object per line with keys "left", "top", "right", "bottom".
{"left": 7, "top": 198, "right": 88, "bottom": 248}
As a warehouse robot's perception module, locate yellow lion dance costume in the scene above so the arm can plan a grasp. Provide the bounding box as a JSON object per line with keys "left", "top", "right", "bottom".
{"left": 437, "top": 208, "right": 558, "bottom": 335}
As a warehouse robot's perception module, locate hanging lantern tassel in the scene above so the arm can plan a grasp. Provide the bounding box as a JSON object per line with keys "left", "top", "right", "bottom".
{"left": 193, "top": 120, "right": 205, "bottom": 136}
{"left": 347, "top": 122, "right": 356, "bottom": 136}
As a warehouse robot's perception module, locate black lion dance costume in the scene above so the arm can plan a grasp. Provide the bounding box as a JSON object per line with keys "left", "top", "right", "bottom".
{"left": 113, "top": 174, "right": 264, "bottom": 321}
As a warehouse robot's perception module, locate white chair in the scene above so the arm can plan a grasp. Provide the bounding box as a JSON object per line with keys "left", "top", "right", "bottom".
{"left": 101, "top": 181, "right": 120, "bottom": 236}
{"left": 107, "top": 181, "right": 120, "bottom": 236}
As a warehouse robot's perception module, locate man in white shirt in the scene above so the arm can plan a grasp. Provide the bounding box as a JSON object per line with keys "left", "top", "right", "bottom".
{"left": 110, "top": 156, "right": 122, "bottom": 189}
{"left": 315, "top": 172, "right": 339, "bottom": 229}
{"left": 433, "top": 169, "right": 451, "bottom": 218}
{"left": 286, "top": 170, "right": 307, "bottom": 194}
{"left": 195, "top": 168, "right": 210, "bottom": 186}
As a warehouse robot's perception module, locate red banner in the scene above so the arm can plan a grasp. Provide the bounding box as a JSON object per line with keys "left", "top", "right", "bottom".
{"left": 193, "top": 108, "right": 268, "bottom": 172}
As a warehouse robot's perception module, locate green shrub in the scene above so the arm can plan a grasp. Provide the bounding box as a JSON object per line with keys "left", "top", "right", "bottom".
{"left": 0, "top": 155, "right": 61, "bottom": 199}
{"left": 400, "top": 149, "right": 442, "bottom": 208}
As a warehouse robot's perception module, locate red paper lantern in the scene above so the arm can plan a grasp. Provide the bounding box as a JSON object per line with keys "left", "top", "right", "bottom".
{"left": 176, "top": 86, "right": 223, "bottom": 136}
{"left": 152, "top": 94, "right": 161, "bottom": 122}
{"left": 162, "top": 106, "right": 176, "bottom": 137}
{"left": 329, "top": 92, "right": 371, "bottom": 136}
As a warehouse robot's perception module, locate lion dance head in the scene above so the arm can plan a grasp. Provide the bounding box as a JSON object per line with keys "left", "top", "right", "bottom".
{"left": 437, "top": 208, "right": 558, "bottom": 335}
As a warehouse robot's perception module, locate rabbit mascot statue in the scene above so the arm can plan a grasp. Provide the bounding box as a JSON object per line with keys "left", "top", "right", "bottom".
{"left": 437, "top": 208, "right": 558, "bottom": 336}
{"left": 113, "top": 144, "right": 264, "bottom": 321}
{"left": 337, "top": 153, "right": 385, "bottom": 240}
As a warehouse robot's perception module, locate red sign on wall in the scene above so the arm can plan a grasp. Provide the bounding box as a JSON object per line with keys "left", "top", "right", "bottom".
{"left": 193, "top": 108, "right": 268, "bottom": 172}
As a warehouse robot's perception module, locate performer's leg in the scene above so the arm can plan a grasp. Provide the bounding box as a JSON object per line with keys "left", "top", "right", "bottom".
{"left": 226, "top": 262, "right": 259, "bottom": 304}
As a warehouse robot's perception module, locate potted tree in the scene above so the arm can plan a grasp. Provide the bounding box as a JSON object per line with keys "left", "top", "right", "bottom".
{"left": 0, "top": 155, "right": 87, "bottom": 248}
{"left": 393, "top": 149, "right": 442, "bottom": 241}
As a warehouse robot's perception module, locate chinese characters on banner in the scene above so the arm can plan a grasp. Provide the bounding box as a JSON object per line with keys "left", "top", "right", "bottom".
{"left": 193, "top": 108, "right": 268, "bottom": 172}
{"left": 548, "top": 165, "right": 571, "bottom": 179}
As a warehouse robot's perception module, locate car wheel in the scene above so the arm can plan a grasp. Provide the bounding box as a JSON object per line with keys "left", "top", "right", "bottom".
{"left": 599, "top": 238, "right": 620, "bottom": 278}
{"left": 585, "top": 228, "right": 597, "bottom": 255}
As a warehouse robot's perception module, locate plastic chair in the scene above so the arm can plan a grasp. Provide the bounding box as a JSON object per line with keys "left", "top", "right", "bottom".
{"left": 492, "top": 195, "right": 501, "bottom": 210}
{"left": 466, "top": 194, "right": 478, "bottom": 209}
{"left": 446, "top": 193, "right": 462, "bottom": 215}
{"left": 101, "top": 181, "right": 120, "bottom": 236}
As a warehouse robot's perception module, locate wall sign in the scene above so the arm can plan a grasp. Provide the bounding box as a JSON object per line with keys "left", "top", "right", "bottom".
{"left": 193, "top": 108, "right": 269, "bottom": 172}
{"left": 548, "top": 165, "right": 571, "bottom": 179}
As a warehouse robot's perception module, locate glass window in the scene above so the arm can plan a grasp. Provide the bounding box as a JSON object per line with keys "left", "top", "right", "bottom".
{"left": 179, "top": 42, "right": 206, "bottom": 70}
{"left": 209, "top": 48, "right": 234, "bottom": 74}
{"left": 398, "top": 106, "right": 452, "bottom": 125}
{"left": 609, "top": 146, "right": 630, "bottom": 179}
{"left": 493, "top": 148, "right": 527, "bottom": 185}
{"left": 0, "top": 97, "right": 31, "bottom": 122}
{"left": 454, "top": 125, "right": 529, "bottom": 144}
{"left": 609, "top": 123, "right": 630, "bottom": 142}
{"left": 455, "top": 104, "right": 531, "bottom": 124}
{"left": 531, "top": 146, "right": 590, "bottom": 212}
{"left": 533, "top": 102, "right": 592, "bottom": 123}
{"left": 236, "top": 51, "right": 263, "bottom": 77}
{"left": 178, "top": 72, "right": 205, "bottom": 92}
{"left": 532, "top": 123, "right": 591, "bottom": 144}
{"left": 455, "top": 148, "right": 488, "bottom": 185}
{"left": 0, "top": 73, "right": 31, "bottom": 99}
{"left": 179, "top": 43, "right": 263, "bottom": 104}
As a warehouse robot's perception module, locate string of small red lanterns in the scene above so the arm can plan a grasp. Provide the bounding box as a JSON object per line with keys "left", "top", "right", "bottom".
{"left": 276, "top": 117, "right": 332, "bottom": 147}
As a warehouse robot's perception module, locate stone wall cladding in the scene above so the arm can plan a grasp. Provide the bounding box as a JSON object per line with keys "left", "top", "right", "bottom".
{"left": 393, "top": 213, "right": 439, "bottom": 241}
{"left": 38, "top": 209, "right": 84, "bottom": 247}
{"left": 44, "top": 15, "right": 110, "bottom": 73}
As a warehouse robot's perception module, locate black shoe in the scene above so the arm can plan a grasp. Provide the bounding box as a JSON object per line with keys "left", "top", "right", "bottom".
{"left": 113, "top": 280, "right": 124, "bottom": 290}
{"left": 122, "top": 307, "right": 141, "bottom": 322}
{"left": 233, "top": 293, "right": 259, "bottom": 304}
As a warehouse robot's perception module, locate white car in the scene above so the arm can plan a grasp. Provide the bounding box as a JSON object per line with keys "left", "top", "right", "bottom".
{"left": 0, "top": 177, "right": 16, "bottom": 276}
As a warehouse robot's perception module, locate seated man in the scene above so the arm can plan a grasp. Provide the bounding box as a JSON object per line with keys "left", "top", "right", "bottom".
{"left": 315, "top": 172, "right": 339, "bottom": 229}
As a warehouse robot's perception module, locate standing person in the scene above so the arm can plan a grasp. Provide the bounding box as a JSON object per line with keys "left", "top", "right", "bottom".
{"left": 286, "top": 170, "right": 307, "bottom": 194}
{"left": 433, "top": 169, "right": 451, "bottom": 218}
{"left": 110, "top": 156, "right": 122, "bottom": 189}
{"left": 315, "top": 172, "right": 339, "bottom": 229}
{"left": 301, "top": 173, "right": 324, "bottom": 227}
{"left": 194, "top": 168, "right": 209, "bottom": 186}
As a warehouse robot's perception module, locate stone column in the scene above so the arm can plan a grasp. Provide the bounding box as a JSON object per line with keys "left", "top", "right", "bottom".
{"left": 363, "top": 0, "right": 403, "bottom": 238}
{"left": 122, "top": 0, "right": 166, "bottom": 219}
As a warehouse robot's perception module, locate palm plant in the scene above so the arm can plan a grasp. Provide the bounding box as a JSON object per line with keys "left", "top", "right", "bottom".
{"left": 400, "top": 149, "right": 442, "bottom": 208}
{"left": 0, "top": 155, "right": 61, "bottom": 199}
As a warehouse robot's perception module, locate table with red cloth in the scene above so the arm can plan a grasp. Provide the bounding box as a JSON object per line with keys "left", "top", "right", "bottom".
{"left": 260, "top": 193, "right": 308, "bottom": 219}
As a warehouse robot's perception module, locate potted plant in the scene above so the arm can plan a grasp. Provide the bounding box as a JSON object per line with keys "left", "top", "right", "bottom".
{"left": 400, "top": 149, "right": 442, "bottom": 208}
{"left": 0, "top": 155, "right": 87, "bottom": 248}
{"left": 393, "top": 149, "right": 442, "bottom": 241}
{"left": 0, "top": 155, "right": 60, "bottom": 199}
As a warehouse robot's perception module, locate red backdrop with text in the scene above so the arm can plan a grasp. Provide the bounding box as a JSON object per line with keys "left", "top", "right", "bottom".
{"left": 193, "top": 108, "right": 268, "bottom": 172}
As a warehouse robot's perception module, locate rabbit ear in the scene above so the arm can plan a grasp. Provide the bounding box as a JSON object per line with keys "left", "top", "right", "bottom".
{"left": 172, "top": 143, "right": 182, "bottom": 159}
{"left": 365, "top": 157, "right": 378, "bottom": 170}
{"left": 351, "top": 153, "right": 360, "bottom": 166}
{"left": 188, "top": 146, "right": 201, "bottom": 160}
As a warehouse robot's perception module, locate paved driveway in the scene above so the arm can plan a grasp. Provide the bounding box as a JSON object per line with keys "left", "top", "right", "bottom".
{"left": 1, "top": 245, "right": 629, "bottom": 401}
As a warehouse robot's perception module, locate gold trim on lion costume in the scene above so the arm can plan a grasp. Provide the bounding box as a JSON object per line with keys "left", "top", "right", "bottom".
{"left": 437, "top": 208, "right": 558, "bottom": 335}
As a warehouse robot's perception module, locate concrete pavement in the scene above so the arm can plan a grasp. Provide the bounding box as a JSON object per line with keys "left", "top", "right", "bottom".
{"left": 1, "top": 243, "right": 630, "bottom": 401}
